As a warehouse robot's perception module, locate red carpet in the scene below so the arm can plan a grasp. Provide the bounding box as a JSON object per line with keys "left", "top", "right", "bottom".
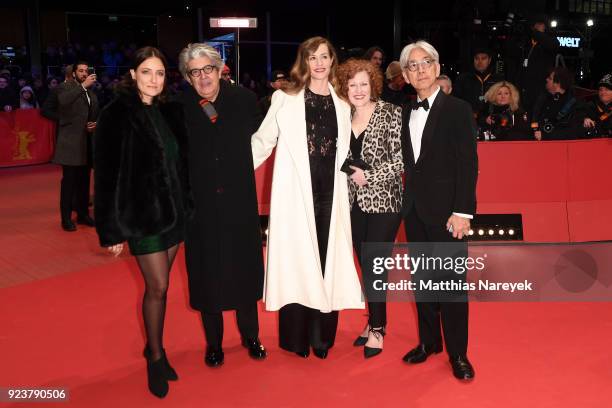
{"left": 1, "top": 166, "right": 611, "bottom": 407}
{"left": 0, "top": 164, "right": 118, "bottom": 288}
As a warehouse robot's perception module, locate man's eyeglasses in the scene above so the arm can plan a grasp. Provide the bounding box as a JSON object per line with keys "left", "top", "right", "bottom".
{"left": 188, "top": 65, "right": 217, "bottom": 77}
{"left": 405, "top": 59, "right": 435, "bottom": 72}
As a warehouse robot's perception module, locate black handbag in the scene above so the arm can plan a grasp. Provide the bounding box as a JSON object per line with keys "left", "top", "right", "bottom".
{"left": 341, "top": 158, "right": 371, "bottom": 175}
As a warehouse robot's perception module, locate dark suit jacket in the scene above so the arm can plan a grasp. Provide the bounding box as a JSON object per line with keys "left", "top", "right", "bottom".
{"left": 401, "top": 91, "right": 478, "bottom": 226}
{"left": 52, "top": 80, "right": 99, "bottom": 166}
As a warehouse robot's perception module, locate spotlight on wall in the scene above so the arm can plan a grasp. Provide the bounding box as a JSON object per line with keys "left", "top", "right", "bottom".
{"left": 468, "top": 214, "right": 523, "bottom": 241}
{"left": 550, "top": 20, "right": 558, "bottom": 28}
{"left": 587, "top": 19, "right": 594, "bottom": 27}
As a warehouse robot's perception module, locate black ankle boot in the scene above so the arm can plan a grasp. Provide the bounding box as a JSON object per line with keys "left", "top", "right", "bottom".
{"left": 146, "top": 356, "right": 169, "bottom": 398}
{"left": 364, "top": 326, "right": 385, "bottom": 359}
{"left": 144, "top": 347, "right": 178, "bottom": 381}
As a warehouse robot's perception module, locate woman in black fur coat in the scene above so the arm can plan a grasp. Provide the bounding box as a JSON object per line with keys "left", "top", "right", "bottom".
{"left": 93, "top": 47, "right": 193, "bottom": 398}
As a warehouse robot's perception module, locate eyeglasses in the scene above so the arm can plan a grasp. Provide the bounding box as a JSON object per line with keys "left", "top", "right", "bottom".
{"left": 188, "top": 65, "right": 217, "bottom": 77}
{"left": 405, "top": 59, "right": 435, "bottom": 72}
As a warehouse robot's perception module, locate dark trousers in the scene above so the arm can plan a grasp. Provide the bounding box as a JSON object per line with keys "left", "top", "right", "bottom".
{"left": 403, "top": 207, "right": 469, "bottom": 357}
{"left": 60, "top": 165, "right": 90, "bottom": 221}
{"left": 279, "top": 156, "right": 338, "bottom": 353}
{"left": 351, "top": 204, "right": 401, "bottom": 328}
{"left": 200, "top": 303, "right": 259, "bottom": 349}
{"left": 279, "top": 304, "right": 338, "bottom": 352}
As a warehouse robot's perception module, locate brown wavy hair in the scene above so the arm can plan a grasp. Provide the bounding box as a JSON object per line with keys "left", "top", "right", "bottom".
{"left": 282, "top": 36, "right": 339, "bottom": 95}
{"left": 336, "top": 58, "right": 383, "bottom": 103}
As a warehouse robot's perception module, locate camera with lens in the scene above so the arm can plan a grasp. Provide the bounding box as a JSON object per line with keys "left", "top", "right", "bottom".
{"left": 542, "top": 119, "right": 554, "bottom": 133}
{"left": 490, "top": 111, "right": 513, "bottom": 128}
{"left": 584, "top": 125, "right": 601, "bottom": 138}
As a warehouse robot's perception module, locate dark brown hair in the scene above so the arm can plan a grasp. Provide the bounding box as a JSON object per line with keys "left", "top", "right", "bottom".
{"left": 549, "top": 67, "right": 574, "bottom": 91}
{"left": 116, "top": 46, "right": 169, "bottom": 103}
{"left": 363, "top": 46, "right": 385, "bottom": 63}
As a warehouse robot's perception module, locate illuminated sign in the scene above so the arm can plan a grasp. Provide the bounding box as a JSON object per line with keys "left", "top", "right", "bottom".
{"left": 209, "top": 18, "right": 257, "bottom": 28}
{"left": 557, "top": 37, "right": 581, "bottom": 48}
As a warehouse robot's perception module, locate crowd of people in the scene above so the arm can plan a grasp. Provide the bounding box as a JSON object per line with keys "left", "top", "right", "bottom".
{"left": 359, "top": 19, "right": 610, "bottom": 141}
{"left": 2, "top": 20, "right": 610, "bottom": 140}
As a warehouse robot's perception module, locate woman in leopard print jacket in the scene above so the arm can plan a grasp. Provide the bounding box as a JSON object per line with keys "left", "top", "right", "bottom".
{"left": 337, "top": 58, "right": 403, "bottom": 359}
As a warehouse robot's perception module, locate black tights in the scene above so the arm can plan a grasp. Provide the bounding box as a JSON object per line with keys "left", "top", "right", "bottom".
{"left": 135, "top": 245, "right": 180, "bottom": 361}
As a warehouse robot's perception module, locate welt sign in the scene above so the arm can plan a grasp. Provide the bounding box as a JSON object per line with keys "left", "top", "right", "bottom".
{"left": 557, "top": 37, "right": 581, "bottom": 48}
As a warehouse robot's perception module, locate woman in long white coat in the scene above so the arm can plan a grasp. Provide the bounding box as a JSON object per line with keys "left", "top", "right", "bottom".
{"left": 252, "top": 36, "right": 364, "bottom": 359}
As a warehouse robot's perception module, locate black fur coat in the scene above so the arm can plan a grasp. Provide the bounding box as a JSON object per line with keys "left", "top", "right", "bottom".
{"left": 93, "top": 91, "right": 194, "bottom": 247}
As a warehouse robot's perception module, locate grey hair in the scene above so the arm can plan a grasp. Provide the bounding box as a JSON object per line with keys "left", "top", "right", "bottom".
{"left": 178, "top": 43, "right": 224, "bottom": 78}
{"left": 399, "top": 40, "right": 440, "bottom": 69}
{"left": 436, "top": 74, "right": 452, "bottom": 86}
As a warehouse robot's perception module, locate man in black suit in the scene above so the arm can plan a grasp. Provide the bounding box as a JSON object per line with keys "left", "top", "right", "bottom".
{"left": 399, "top": 40, "right": 478, "bottom": 380}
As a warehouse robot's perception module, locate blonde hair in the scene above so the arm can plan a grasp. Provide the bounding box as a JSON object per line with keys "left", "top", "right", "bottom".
{"left": 282, "top": 36, "right": 339, "bottom": 95}
{"left": 484, "top": 81, "right": 521, "bottom": 112}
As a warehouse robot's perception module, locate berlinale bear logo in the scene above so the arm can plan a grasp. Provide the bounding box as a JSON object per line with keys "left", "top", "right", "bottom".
{"left": 12, "top": 127, "right": 36, "bottom": 161}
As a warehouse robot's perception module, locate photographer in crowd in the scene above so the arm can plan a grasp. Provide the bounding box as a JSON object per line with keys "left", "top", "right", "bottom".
{"left": 477, "top": 81, "right": 530, "bottom": 141}
{"left": 453, "top": 48, "right": 503, "bottom": 116}
{"left": 52, "top": 61, "right": 99, "bottom": 231}
{"left": 532, "top": 67, "right": 584, "bottom": 141}
{"left": 581, "top": 73, "right": 611, "bottom": 138}
{"left": 516, "top": 16, "right": 559, "bottom": 115}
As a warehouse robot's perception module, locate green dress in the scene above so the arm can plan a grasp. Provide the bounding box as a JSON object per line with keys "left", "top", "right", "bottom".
{"left": 128, "top": 105, "right": 186, "bottom": 255}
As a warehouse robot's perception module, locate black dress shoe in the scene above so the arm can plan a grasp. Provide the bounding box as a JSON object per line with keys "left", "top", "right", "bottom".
{"left": 205, "top": 347, "right": 224, "bottom": 367}
{"left": 146, "top": 356, "right": 169, "bottom": 398}
{"left": 76, "top": 215, "right": 95, "bottom": 227}
{"left": 144, "top": 347, "right": 178, "bottom": 381}
{"left": 450, "top": 355, "right": 475, "bottom": 381}
{"left": 241, "top": 337, "right": 267, "bottom": 360}
{"left": 312, "top": 348, "right": 328, "bottom": 359}
{"left": 295, "top": 350, "right": 310, "bottom": 358}
{"left": 402, "top": 343, "right": 443, "bottom": 364}
{"left": 364, "top": 327, "right": 385, "bottom": 359}
{"left": 61, "top": 220, "right": 77, "bottom": 232}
